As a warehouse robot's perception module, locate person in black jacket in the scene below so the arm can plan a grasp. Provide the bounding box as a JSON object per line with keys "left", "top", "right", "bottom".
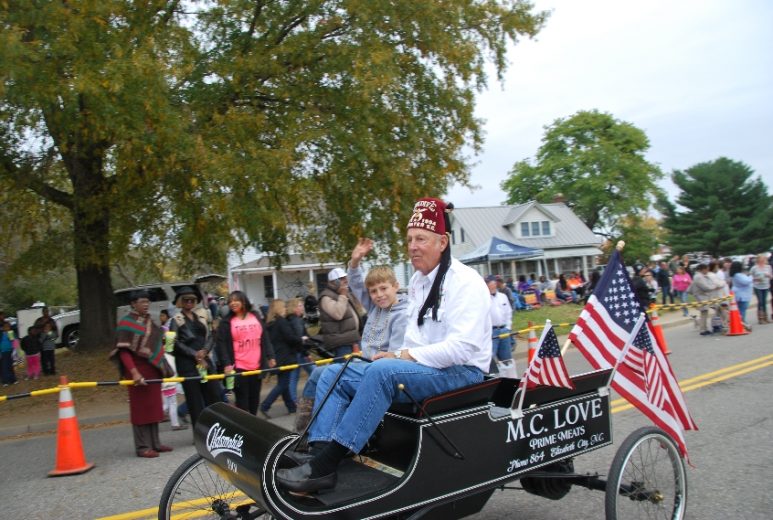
{"left": 655, "top": 261, "right": 673, "bottom": 305}
{"left": 631, "top": 263, "right": 655, "bottom": 310}
{"left": 169, "top": 286, "right": 222, "bottom": 428}
{"left": 21, "top": 326, "right": 43, "bottom": 380}
{"left": 259, "top": 299, "right": 304, "bottom": 418}
{"left": 215, "top": 291, "right": 276, "bottom": 415}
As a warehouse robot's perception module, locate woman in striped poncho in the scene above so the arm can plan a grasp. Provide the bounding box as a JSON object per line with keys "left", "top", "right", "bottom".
{"left": 109, "top": 290, "right": 174, "bottom": 458}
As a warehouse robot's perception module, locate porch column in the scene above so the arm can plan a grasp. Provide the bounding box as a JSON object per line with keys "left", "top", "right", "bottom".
{"left": 553, "top": 259, "right": 559, "bottom": 276}
{"left": 510, "top": 260, "right": 516, "bottom": 282}
{"left": 272, "top": 271, "right": 278, "bottom": 299}
{"left": 581, "top": 256, "right": 588, "bottom": 280}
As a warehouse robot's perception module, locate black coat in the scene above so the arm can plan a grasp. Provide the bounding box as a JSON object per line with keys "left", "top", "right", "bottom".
{"left": 21, "top": 334, "right": 42, "bottom": 356}
{"left": 267, "top": 317, "right": 304, "bottom": 367}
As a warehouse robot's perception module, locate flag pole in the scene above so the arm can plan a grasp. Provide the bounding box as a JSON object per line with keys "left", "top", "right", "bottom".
{"left": 510, "top": 320, "right": 551, "bottom": 419}
{"left": 559, "top": 337, "right": 572, "bottom": 356}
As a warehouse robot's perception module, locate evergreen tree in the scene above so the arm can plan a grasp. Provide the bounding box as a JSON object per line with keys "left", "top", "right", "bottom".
{"left": 663, "top": 157, "right": 773, "bottom": 256}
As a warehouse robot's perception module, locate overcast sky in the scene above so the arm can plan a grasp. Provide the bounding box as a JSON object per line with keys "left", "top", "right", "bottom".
{"left": 445, "top": 0, "right": 773, "bottom": 209}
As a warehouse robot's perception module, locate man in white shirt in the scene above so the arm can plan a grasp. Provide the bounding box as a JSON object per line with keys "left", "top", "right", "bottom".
{"left": 486, "top": 275, "right": 515, "bottom": 375}
{"left": 277, "top": 197, "right": 492, "bottom": 493}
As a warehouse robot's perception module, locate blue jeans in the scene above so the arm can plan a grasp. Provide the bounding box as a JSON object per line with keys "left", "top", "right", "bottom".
{"left": 737, "top": 300, "right": 750, "bottom": 322}
{"left": 288, "top": 353, "right": 311, "bottom": 404}
{"left": 302, "top": 365, "right": 324, "bottom": 399}
{"left": 308, "top": 360, "right": 484, "bottom": 453}
{"left": 331, "top": 344, "right": 353, "bottom": 360}
{"left": 754, "top": 288, "right": 769, "bottom": 313}
{"left": 1, "top": 351, "right": 17, "bottom": 384}
{"left": 261, "top": 371, "right": 296, "bottom": 413}
{"left": 492, "top": 327, "right": 513, "bottom": 362}
{"left": 674, "top": 290, "right": 689, "bottom": 316}
{"left": 661, "top": 285, "right": 673, "bottom": 305}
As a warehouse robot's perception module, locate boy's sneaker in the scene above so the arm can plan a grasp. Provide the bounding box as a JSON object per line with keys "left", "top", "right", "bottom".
{"left": 700, "top": 331, "right": 713, "bottom": 336}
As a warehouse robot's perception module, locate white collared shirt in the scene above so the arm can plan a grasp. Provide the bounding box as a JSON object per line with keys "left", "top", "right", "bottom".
{"left": 403, "top": 258, "right": 492, "bottom": 372}
{"left": 489, "top": 291, "right": 512, "bottom": 328}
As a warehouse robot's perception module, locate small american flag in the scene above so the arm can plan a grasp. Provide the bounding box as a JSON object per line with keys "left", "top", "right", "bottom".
{"left": 624, "top": 325, "right": 667, "bottom": 409}
{"left": 525, "top": 324, "right": 575, "bottom": 390}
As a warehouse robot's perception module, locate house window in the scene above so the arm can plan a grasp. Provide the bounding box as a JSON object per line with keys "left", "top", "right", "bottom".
{"left": 263, "top": 275, "right": 274, "bottom": 299}
{"left": 521, "top": 220, "right": 552, "bottom": 237}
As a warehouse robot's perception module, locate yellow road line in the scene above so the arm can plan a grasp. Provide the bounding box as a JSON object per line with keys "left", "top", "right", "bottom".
{"left": 610, "top": 354, "right": 773, "bottom": 413}
{"left": 96, "top": 493, "right": 252, "bottom": 520}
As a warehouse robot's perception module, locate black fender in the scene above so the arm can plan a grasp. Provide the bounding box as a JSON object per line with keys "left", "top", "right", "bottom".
{"left": 195, "top": 402, "right": 294, "bottom": 508}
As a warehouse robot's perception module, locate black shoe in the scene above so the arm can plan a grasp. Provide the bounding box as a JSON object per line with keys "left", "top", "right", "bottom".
{"left": 282, "top": 450, "right": 314, "bottom": 466}
{"left": 276, "top": 462, "right": 337, "bottom": 493}
{"left": 259, "top": 409, "right": 271, "bottom": 420}
{"left": 700, "top": 331, "right": 713, "bottom": 336}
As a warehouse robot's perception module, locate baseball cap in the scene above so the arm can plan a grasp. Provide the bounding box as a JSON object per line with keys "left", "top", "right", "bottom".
{"left": 327, "top": 268, "right": 347, "bottom": 281}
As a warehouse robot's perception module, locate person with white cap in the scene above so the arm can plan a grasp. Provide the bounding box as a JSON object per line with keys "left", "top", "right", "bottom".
{"left": 318, "top": 266, "right": 365, "bottom": 359}
{"left": 277, "top": 197, "right": 491, "bottom": 493}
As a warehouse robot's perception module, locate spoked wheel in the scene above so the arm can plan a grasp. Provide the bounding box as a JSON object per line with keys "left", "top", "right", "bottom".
{"left": 605, "top": 426, "right": 687, "bottom": 520}
{"left": 159, "top": 454, "right": 273, "bottom": 520}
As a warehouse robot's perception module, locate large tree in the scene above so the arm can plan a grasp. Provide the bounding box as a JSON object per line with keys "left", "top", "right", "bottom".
{"left": 0, "top": 1, "right": 547, "bottom": 350}
{"left": 501, "top": 110, "right": 663, "bottom": 238}
{"left": 662, "top": 157, "right": 773, "bottom": 257}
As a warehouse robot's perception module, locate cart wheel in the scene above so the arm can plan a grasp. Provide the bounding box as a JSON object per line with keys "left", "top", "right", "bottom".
{"left": 605, "top": 426, "right": 687, "bottom": 520}
{"left": 159, "top": 454, "right": 273, "bottom": 520}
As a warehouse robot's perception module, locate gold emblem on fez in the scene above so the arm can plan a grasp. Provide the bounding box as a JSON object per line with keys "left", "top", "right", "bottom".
{"left": 410, "top": 208, "right": 427, "bottom": 224}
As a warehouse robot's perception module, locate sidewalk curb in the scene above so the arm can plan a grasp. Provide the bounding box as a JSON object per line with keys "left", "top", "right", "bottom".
{"left": 0, "top": 412, "right": 130, "bottom": 439}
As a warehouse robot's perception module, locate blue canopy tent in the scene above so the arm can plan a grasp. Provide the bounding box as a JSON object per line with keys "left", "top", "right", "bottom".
{"left": 458, "top": 237, "right": 543, "bottom": 279}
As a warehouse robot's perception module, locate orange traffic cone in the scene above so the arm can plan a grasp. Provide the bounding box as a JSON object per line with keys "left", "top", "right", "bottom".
{"left": 527, "top": 321, "right": 538, "bottom": 365}
{"left": 48, "top": 376, "right": 95, "bottom": 477}
{"left": 649, "top": 305, "right": 672, "bottom": 355}
{"left": 726, "top": 293, "right": 750, "bottom": 336}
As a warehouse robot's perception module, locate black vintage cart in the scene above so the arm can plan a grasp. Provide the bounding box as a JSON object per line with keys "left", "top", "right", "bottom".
{"left": 159, "top": 367, "right": 687, "bottom": 519}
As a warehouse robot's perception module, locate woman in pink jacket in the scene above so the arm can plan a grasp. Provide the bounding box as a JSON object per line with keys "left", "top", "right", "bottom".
{"left": 671, "top": 265, "right": 692, "bottom": 317}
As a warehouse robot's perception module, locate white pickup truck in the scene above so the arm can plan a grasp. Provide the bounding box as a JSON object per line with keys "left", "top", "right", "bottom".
{"left": 48, "top": 275, "right": 224, "bottom": 349}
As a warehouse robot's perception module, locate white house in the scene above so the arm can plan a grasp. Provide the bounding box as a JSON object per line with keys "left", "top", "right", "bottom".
{"left": 228, "top": 248, "right": 340, "bottom": 309}
{"left": 449, "top": 201, "right": 603, "bottom": 280}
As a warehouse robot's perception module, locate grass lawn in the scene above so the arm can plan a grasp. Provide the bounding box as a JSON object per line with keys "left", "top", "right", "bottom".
{"left": 512, "top": 302, "right": 583, "bottom": 335}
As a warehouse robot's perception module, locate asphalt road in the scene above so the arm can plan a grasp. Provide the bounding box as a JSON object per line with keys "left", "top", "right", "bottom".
{"left": 1, "top": 323, "right": 771, "bottom": 519}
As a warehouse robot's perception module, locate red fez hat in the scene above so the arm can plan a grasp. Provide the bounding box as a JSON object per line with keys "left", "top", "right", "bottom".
{"left": 407, "top": 198, "right": 450, "bottom": 235}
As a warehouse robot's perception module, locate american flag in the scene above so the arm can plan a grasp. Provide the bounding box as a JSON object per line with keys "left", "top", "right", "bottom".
{"left": 525, "top": 324, "right": 575, "bottom": 390}
{"left": 569, "top": 250, "right": 697, "bottom": 458}
{"left": 624, "top": 325, "right": 667, "bottom": 409}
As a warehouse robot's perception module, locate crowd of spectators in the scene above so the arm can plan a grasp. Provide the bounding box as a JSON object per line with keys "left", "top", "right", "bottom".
{"left": 489, "top": 271, "right": 590, "bottom": 311}
{"left": 483, "top": 250, "right": 773, "bottom": 336}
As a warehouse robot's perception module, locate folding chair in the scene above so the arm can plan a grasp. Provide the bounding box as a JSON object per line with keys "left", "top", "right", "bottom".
{"left": 522, "top": 290, "right": 541, "bottom": 309}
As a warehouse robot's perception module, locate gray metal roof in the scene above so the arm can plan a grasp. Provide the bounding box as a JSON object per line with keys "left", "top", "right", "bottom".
{"left": 450, "top": 202, "right": 602, "bottom": 252}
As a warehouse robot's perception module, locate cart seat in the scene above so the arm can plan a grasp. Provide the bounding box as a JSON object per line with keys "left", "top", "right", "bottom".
{"left": 388, "top": 377, "right": 501, "bottom": 418}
